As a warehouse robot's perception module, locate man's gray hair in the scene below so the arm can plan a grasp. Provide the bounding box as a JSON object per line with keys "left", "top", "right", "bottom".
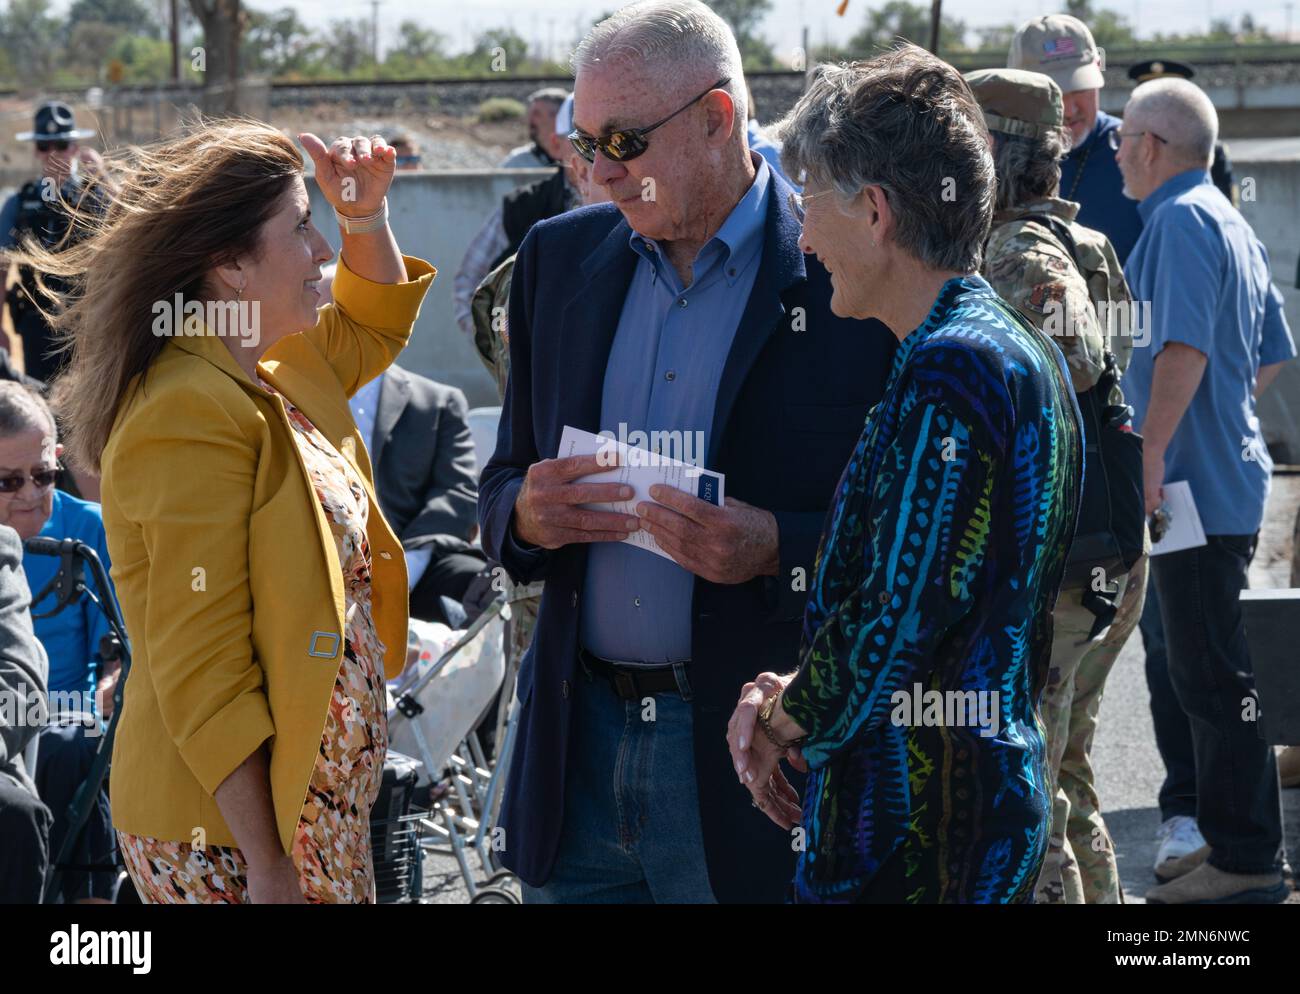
{"left": 776, "top": 44, "right": 995, "bottom": 273}
{"left": 572, "top": 0, "right": 748, "bottom": 127}
{"left": 1126, "top": 77, "right": 1217, "bottom": 168}
{"left": 992, "top": 127, "right": 1072, "bottom": 212}
{"left": 527, "top": 87, "right": 569, "bottom": 109}
{"left": 0, "top": 381, "right": 56, "bottom": 439}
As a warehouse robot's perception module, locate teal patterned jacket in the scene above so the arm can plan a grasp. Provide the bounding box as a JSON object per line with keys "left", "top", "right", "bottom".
{"left": 783, "top": 275, "right": 1084, "bottom": 903}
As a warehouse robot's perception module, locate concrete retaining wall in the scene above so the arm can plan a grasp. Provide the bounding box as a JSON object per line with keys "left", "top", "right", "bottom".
{"left": 318, "top": 163, "right": 1300, "bottom": 461}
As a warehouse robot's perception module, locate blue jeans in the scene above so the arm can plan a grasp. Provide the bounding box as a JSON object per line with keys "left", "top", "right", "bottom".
{"left": 1150, "top": 534, "right": 1284, "bottom": 875}
{"left": 1140, "top": 585, "right": 1199, "bottom": 821}
{"left": 520, "top": 661, "right": 717, "bottom": 904}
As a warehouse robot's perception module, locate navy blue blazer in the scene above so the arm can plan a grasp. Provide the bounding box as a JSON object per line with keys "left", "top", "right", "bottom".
{"left": 478, "top": 172, "right": 897, "bottom": 903}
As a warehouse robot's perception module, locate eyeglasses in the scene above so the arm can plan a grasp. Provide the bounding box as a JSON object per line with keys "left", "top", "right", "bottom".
{"left": 1107, "top": 129, "right": 1168, "bottom": 151}
{"left": 395, "top": 154, "right": 421, "bottom": 166}
{"left": 788, "top": 188, "right": 834, "bottom": 223}
{"left": 0, "top": 465, "right": 60, "bottom": 495}
{"left": 36, "top": 140, "right": 70, "bottom": 154}
{"left": 568, "top": 77, "right": 731, "bottom": 164}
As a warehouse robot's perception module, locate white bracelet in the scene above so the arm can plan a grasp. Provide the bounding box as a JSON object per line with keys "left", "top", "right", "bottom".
{"left": 336, "top": 197, "right": 388, "bottom": 235}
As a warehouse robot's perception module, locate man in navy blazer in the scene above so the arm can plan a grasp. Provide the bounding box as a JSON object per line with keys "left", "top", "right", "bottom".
{"left": 478, "top": 0, "right": 896, "bottom": 904}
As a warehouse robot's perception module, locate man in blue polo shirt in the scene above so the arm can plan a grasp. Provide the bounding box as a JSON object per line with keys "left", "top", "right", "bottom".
{"left": 1118, "top": 77, "right": 1295, "bottom": 904}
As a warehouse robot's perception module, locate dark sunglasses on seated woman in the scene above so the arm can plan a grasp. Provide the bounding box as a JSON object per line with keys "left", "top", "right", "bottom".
{"left": 568, "top": 77, "right": 731, "bottom": 164}
{"left": 0, "top": 466, "right": 60, "bottom": 494}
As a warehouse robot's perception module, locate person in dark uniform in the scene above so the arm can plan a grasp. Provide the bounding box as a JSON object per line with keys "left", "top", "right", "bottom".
{"left": 1128, "top": 59, "right": 1236, "bottom": 204}
{"left": 0, "top": 102, "right": 104, "bottom": 383}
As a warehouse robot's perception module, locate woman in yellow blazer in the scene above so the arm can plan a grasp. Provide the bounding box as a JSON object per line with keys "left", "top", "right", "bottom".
{"left": 15, "top": 121, "right": 434, "bottom": 903}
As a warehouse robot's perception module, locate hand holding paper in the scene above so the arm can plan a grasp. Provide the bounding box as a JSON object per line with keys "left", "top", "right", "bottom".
{"left": 511, "top": 448, "right": 642, "bottom": 550}
{"left": 559, "top": 425, "right": 779, "bottom": 584}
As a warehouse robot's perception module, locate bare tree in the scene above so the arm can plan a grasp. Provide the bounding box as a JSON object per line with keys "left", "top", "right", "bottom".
{"left": 188, "top": 0, "right": 244, "bottom": 113}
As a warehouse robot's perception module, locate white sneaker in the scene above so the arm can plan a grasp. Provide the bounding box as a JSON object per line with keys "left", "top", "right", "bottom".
{"left": 1154, "top": 815, "right": 1206, "bottom": 874}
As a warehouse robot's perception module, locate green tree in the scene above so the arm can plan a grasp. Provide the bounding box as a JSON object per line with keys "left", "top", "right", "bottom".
{"left": 465, "top": 27, "right": 529, "bottom": 74}
{"left": 111, "top": 32, "right": 177, "bottom": 82}
{"left": 320, "top": 18, "right": 372, "bottom": 75}
{"left": 975, "top": 24, "right": 1015, "bottom": 52}
{"left": 242, "top": 7, "right": 317, "bottom": 76}
{"left": 0, "top": 0, "right": 65, "bottom": 83}
{"left": 847, "top": 1, "right": 968, "bottom": 56}
{"left": 392, "top": 21, "right": 448, "bottom": 62}
{"left": 1087, "top": 10, "right": 1137, "bottom": 50}
{"left": 67, "top": 0, "right": 157, "bottom": 37}
{"left": 67, "top": 19, "right": 125, "bottom": 77}
{"left": 702, "top": 0, "right": 776, "bottom": 65}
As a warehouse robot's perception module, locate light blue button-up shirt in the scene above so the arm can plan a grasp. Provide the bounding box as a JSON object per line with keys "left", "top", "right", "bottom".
{"left": 580, "top": 156, "right": 771, "bottom": 664}
{"left": 1124, "top": 168, "right": 1296, "bottom": 535}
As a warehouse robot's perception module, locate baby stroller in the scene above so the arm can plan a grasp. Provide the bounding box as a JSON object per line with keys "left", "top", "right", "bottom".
{"left": 381, "top": 590, "right": 527, "bottom": 904}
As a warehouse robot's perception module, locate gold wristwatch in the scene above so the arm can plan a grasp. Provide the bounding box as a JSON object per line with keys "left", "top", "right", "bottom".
{"left": 758, "top": 692, "right": 805, "bottom": 750}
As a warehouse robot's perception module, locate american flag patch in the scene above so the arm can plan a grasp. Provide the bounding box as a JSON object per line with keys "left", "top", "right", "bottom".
{"left": 1043, "top": 37, "right": 1077, "bottom": 56}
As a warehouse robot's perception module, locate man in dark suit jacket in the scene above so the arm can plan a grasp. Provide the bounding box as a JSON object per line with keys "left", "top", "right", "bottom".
{"left": 478, "top": 0, "right": 896, "bottom": 905}
{"left": 351, "top": 364, "right": 484, "bottom": 625}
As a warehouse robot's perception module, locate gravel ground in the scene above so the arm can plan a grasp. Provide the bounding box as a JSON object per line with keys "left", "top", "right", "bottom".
{"left": 418, "top": 474, "right": 1300, "bottom": 905}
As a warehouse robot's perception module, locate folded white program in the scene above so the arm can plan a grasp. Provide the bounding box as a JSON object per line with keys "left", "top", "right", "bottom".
{"left": 558, "top": 424, "right": 725, "bottom": 562}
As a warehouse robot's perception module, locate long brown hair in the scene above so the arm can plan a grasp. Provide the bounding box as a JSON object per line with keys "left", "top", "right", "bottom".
{"left": 8, "top": 118, "right": 304, "bottom": 473}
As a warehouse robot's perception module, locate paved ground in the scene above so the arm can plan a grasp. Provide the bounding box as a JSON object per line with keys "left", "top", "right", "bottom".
{"left": 419, "top": 474, "right": 1300, "bottom": 905}
{"left": 1093, "top": 472, "right": 1300, "bottom": 904}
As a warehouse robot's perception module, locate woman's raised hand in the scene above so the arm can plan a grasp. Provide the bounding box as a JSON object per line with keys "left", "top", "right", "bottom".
{"left": 298, "top": 133, "right": 395, "bottom": 218}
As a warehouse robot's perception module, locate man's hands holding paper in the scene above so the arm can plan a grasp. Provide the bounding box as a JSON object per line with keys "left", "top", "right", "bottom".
{"left": 512, "top": 453, "right": 642, "bottom": 549}
{"left": 637, "top": 488, "right": 779, "bottom": 584}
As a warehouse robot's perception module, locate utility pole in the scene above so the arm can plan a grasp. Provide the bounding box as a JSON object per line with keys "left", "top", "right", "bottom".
{"left": 170, "top": 0, "right": 180, "bottom": 82}
{"left": 370, "top": 0, "right": 382, "bottom": 69}
{"left": 1287, "top": 2, "right": 1295, "bottom": 41}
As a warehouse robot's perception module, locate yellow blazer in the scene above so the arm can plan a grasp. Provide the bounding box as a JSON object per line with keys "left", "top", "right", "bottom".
{"left": 104, "top": 255, "right": 435, "bottom": 855}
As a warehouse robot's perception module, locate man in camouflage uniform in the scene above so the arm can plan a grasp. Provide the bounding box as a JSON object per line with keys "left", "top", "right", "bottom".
{"left": 970, "top": 68, "right": 1149, "bottom": 904}
{"left": 470, "top": 257, "right": 543, "bottom": 676}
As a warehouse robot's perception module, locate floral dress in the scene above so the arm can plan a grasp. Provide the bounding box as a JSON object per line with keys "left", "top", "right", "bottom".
{"left": 118, "top": 380, "right": 388, "bottom": 904}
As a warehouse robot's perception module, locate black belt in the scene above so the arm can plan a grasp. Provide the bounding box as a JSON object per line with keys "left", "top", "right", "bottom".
{"left": 578, "top": 647, "right": 688, "bottom": 700}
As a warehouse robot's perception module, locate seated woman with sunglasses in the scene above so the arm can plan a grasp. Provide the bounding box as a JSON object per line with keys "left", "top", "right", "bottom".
{"left": 0, "top": 380, "right": 120, "bottom": 903}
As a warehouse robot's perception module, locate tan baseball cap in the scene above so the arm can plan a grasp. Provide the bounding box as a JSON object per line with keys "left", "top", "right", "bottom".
{"left": 1008, "top": 14, "right": 1105, "bottom": 93}
{"left": 965, "top": 69, "right": 1064, "bottom": 139}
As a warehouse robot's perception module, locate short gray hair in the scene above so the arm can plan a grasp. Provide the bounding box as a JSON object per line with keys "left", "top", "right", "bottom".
{"left": 776, "top": 43, "right": 995, "bottom": 272}
{"left": 527, "top": 87, "right": 569, "bottom": 110}
{"left": 1126, "top": 77, "right": 1217, "bottom": 168}
{"left": 992, "top": 127, "right": 1071, "bottom": 212}
{"left": 0, "top": 381, "right": 56, "bottom": 439}
{"left": 572, "top": 1, "right": 748, "bottom": 127}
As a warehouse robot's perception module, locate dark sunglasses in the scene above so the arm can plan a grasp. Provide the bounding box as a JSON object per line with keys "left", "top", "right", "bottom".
{"left": 0, "top": 465, "right": 59, "bottom": 494}
{"left": 568, "top": 77, "right": 731, "bottom": 164}
{"left": 36, "top": 140, "right": 70, "bottom": 153}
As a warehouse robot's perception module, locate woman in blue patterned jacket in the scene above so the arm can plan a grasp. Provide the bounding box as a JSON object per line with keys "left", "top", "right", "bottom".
{"left": 726, "top": 43, "right": 1085, "bottom": 903}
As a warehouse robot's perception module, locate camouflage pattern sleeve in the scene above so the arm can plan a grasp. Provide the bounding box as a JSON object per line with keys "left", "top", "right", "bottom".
{"left": 985, "top": 220, "right": 1106, "bottom": 393}
{"left": 470, "top": 256, "right": 515, "bottom": 402}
